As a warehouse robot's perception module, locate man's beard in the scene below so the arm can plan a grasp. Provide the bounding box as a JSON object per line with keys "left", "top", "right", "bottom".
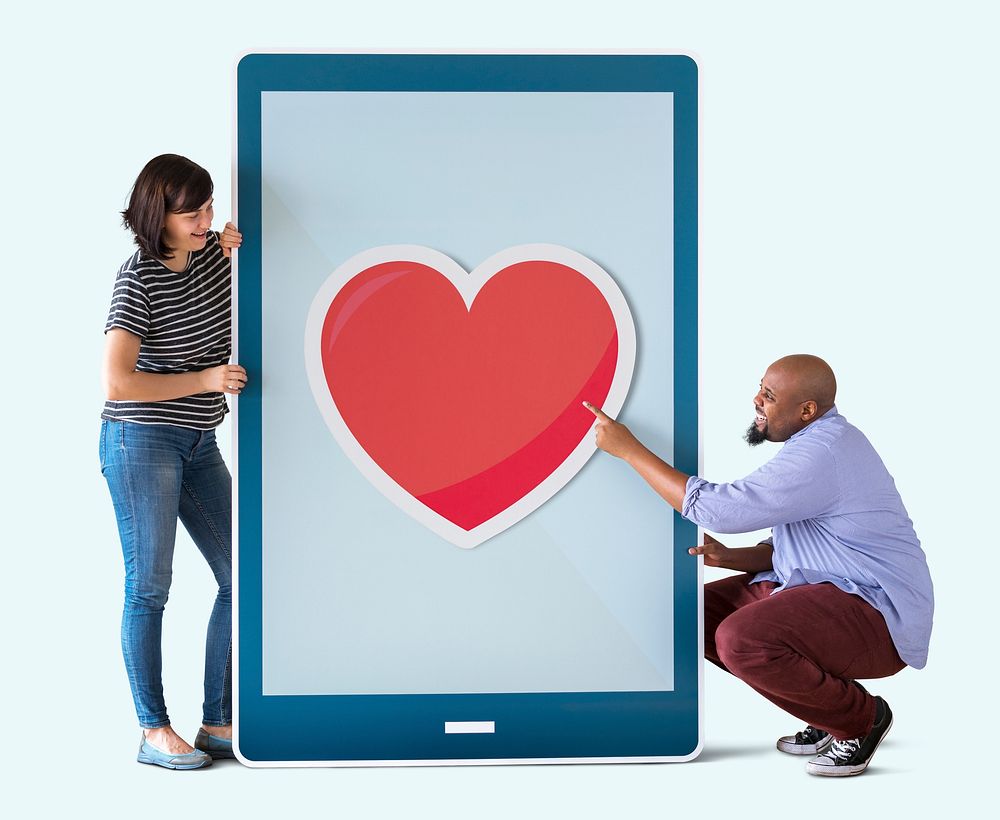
{"left": 744, "top": 420, "right": 767, "bottom": 446}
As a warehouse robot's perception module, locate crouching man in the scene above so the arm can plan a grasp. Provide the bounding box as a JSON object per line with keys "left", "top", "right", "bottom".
{"left": 585, "top": 354, "right": 933, "bottom": 777}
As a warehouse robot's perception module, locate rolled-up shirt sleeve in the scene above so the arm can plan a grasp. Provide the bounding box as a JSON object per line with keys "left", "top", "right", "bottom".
{"left": 681, "top": 438, "right": 839, "bottom": 533}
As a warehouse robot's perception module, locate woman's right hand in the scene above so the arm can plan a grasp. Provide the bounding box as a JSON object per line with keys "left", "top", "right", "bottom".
{"left": 219, "top": 221, "right": 243, "bottom": 258}
{"left": 201, "top": 363, "right": 248, "bottom": 395}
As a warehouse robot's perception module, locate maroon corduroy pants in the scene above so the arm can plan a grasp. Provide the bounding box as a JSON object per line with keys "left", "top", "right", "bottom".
{"left": 705, "top": 573, "right": 905, "bottom": 739}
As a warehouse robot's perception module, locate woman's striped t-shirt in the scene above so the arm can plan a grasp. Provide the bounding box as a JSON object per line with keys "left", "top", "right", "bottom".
{"left": 102, "top": 231, "right": 232, "bottom": 430}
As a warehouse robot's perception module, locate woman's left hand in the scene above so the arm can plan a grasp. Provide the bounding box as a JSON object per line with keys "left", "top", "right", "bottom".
{"left": 219, "top": 222, "right": 243, "bottom": 258}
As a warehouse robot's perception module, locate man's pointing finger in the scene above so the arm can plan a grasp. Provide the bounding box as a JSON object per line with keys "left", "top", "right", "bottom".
{"left": 582, "top": 401, "right": 612, "bottom": 422}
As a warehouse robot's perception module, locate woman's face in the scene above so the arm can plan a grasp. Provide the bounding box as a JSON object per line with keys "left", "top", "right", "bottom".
{"left": 162, "top": 197, "right": 214, "bottom": 256}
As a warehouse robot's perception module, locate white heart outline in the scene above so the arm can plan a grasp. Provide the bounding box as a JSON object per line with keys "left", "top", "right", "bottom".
{"left": 304, "top": 244, "right": 636, "bottom": 549}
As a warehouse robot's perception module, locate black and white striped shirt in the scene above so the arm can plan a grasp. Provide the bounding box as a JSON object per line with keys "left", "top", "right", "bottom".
{"left": 102, "top": 231, "right": 232, "bottom": 430}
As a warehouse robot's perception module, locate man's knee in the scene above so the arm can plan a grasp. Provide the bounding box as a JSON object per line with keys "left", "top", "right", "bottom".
{"left": 715, "top": 612, "right": 777, "bottom": 675}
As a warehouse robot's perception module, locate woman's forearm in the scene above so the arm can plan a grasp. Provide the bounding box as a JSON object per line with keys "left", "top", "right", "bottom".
{"left": 104, "top": 369, "right": 211, "bottom": 403}
{"left": 103, "top": 329, "right": 243, "bottom": 402}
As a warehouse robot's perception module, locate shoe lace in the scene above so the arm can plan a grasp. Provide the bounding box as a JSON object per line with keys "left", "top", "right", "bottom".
{"left": 796, "top": 726, "right": 822, "bottom": 743}
{"left": 824, "top": 737, "right": 861, "bottom": 763}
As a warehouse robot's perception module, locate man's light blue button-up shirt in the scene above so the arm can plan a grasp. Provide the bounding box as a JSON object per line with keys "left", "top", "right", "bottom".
{"left": 682, "top": 406, "right": 934, "bottom": 668}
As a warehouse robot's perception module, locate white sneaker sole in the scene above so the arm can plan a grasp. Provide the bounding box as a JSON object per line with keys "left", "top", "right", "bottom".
{"left": 804, "top": 714, "right": 893, "bottom": 777}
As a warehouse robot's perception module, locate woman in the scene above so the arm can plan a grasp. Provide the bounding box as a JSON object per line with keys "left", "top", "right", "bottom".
{"left": 100, "top": 154, "right": 245, "bottom": 769}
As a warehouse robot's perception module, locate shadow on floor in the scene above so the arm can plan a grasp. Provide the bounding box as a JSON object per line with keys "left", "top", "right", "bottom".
{"left": 692, "top": 744, "right": 771, "bottom": 763}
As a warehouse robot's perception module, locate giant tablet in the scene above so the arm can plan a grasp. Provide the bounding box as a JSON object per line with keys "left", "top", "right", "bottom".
{"left": 235, "top": 52, "right": 700, "bottom": 766}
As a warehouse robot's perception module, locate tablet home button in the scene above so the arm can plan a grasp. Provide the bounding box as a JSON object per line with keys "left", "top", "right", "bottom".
{"left": 444, "top": 721, "right": 495, "bottom": 734}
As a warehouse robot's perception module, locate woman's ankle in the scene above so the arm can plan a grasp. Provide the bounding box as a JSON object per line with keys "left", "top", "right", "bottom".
{"left": 143, "top": 725, "right": 195, "bottom": 753}
{"left": 201, "top": 723, "right": 233, "bottom": 739}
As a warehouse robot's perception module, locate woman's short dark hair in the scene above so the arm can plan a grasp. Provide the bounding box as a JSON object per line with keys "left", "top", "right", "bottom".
{"left": 121, "top": 154, "right": 214, "bottom": 260}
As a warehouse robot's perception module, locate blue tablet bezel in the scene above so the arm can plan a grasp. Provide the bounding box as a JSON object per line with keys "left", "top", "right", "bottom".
{"left": 235, "top": 52, "right": 699, "bottom": 764}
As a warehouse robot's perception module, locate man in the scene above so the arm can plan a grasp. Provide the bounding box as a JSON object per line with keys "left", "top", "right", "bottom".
{"left": 584, "top": 354, "right": 933, "bottom": 777}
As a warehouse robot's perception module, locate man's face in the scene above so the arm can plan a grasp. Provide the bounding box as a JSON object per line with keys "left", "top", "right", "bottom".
{"left": 745, "top": 366, "right": 807, "bottom": 446}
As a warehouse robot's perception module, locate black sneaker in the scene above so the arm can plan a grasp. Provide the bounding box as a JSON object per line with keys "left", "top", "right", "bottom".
{"left": 776, "top": 725, "right": 833, "bottom": 755}
{"left": 805, "top": 696, "right": 893, "bottom": 777}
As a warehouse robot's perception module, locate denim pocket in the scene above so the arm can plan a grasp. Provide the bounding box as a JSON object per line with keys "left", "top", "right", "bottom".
{"left": 99, "top": 420, "right": 108, "bottom": 472}
{"left": 100, "top": 420, "right": 129, "bottom": 472}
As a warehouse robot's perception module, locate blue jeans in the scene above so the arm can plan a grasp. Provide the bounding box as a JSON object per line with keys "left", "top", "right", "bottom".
{"left": 100, "top": 420, "right": 232, "bottom": 729}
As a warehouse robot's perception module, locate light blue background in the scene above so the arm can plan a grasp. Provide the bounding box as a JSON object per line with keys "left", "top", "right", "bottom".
{"left": 259, "top": 91, "right": 675, "bottom": 694}
{"left": 5, "top": 0, "right": 995, "bottom": 815}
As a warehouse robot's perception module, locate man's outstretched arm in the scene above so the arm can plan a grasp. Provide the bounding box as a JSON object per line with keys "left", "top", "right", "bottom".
{"left": 584, "top": 401, "right": 776, "bottom": 573}
{"left": 583, "top": 401, "right": 689, "bottom": 513}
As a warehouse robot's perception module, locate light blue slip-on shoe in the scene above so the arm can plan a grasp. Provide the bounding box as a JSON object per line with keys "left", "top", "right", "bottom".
{"left": 137, "top": 735, "right": 213, "bottom": 770}
{"left": 194, "top": 728, "right": 236, "bottom": 760}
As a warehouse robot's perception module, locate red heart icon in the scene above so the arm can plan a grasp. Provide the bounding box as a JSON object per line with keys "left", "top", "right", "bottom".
{"left": 305, "top": 245, "right": 635, "bottom": 548}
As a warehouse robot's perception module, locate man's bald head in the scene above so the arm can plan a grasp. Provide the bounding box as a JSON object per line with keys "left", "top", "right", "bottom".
{"left": 747, "top": 355, "right": 838, "bottom": 445}
{"left": 769, "top": 354, "right": 837, "bottom": 415}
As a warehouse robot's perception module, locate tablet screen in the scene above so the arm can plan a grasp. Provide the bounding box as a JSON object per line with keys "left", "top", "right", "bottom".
{"left": 236, "top": 53, "right": 699, "bottom": 764}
